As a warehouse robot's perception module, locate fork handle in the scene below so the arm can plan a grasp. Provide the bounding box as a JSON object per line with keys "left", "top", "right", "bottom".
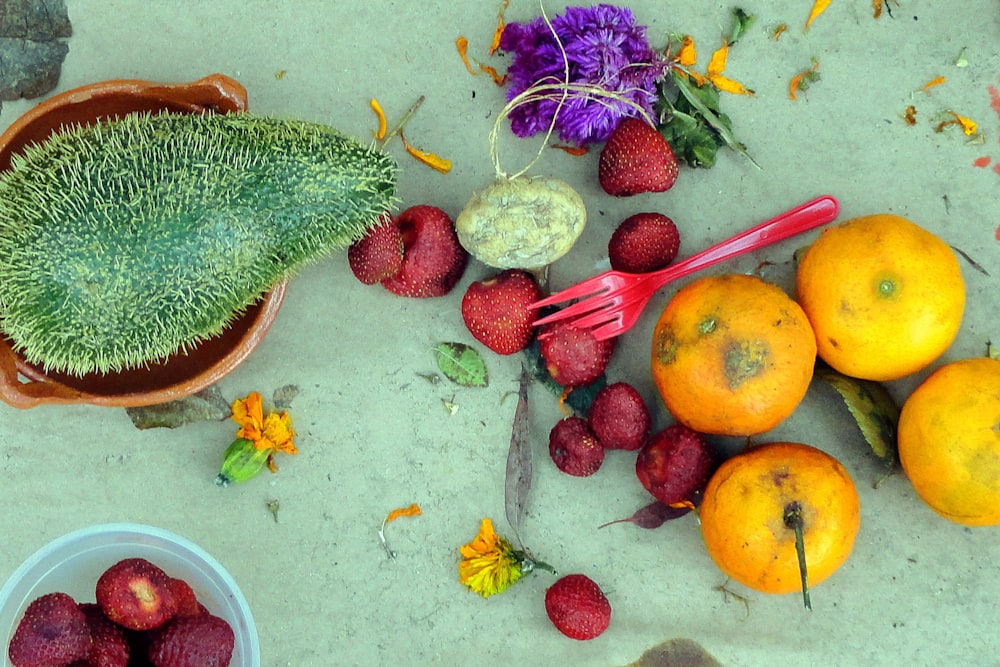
{"left": 648, "top": 194, "right": 839, "bottom": 290}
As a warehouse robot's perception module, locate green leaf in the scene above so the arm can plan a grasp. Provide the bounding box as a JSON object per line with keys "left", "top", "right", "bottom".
{"left": 815, "top": 363, "right": 899, "bottom": 466}
{"left": 658, "top": 105, "right": 724, "bottom": 168}
{"left": 434, "top": 342, "right": 489, "bottom": 387}
{"left": 725, "top": 8, "right": 757, "bottom": 45}
{"left": 668, "top": 71, "right": 759, "bottom": 168}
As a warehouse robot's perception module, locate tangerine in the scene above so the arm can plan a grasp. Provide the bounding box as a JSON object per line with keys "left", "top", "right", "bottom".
{"left": 650, "top": 274, "right": 816, "bottom": 436}
{"left": 897, "top": 357, "right": 1000, "bottom": 526}
{"left": 699, "top": 442, "right": 861, "bottom": 601}
{"left": 795, "top": 213, "right": 965, "bottom": 382}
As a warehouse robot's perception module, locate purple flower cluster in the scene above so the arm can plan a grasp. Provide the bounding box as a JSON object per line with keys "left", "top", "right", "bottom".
{"left": 499, "top": 4, "right": 667, "bottom": 146}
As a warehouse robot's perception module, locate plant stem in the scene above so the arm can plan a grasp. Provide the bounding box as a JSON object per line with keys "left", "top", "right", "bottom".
{"left": 784, "top": 501, "right": 812, "bottom": 610}
{"left": 381, "top": 96, "right": 426, "bottom": 147}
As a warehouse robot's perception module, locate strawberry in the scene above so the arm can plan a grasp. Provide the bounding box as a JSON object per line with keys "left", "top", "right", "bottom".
{"left": 165, "top": 579, "right": 201, "bottom": 619}
{"left": 347, "top": 213, "right": 403, "bottom": 284}
{"left": 146, "top": 614, "right": 234, "bottom": 667}
{"left": 381, "top": 205, "right": 468, "bottom": 297}
{"left": 8, "top": 592, "right": 91, "bottom": 667}
{"left": 544, "top": 574, "right": 612, "bottom": 641}
{"left": 598, "top": 117, "right": 679, "bottom": 197}
{"left": 548, "top": 416, "right": 604, "bottom": 477}
{"left": 635, "top": 424, "right": 717, "bottom": 506}
{"left": 608, "top": 212, "right": 680, "bottom": 273}
{"left": 79, "top": 603, "right": 130, "bottom": 667}
{"left": 588, "top": 382, "right": 651, "bottom": 451}
{"left": 461, "top": 269, "right": 543, "bottom": 355}
{"left": 96, "top": 558, "right": 178, "bottom": 631}
{"left": 538, "top": 321, "right": 616, "bottom": 387}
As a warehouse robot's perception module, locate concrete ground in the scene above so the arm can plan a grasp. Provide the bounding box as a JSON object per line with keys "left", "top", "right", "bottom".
{"left": 1, "top": 1, "right": 999, "bottom": 665}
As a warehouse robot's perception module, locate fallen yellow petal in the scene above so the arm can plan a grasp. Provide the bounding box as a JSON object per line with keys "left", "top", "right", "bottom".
{"left": 401, "top": 132, "right": 452, "bottom": 173}
{"left": 805, "top": 0, "right": 832, "bottom": 32}
{"left": 919, "top": 76, "right": 946, "bottom": 93}
{"left": 456, "top": 36, "right": 478, "bottom": 76}
{"left": 706, "top": 42, "right": 730, "bottom": 78}
{"left": 951, "top": 112, "right": 978, "bottom": 135}
{"left": 385, "top": 503, "right": 422, "bottom": 524}
{"left": 489, "top": 0, "right": 510, "bottom": 56}
{"left": 478, "top": 63, "right": 508, "bottom": 86}
{"left": 710, "top": 73, "right": 755, "bottom": 96}
{"left": 677, "top": 35, "right": 697, "bottom": 67}
{"left": 369, "top": 98, "right": 387, "bottom": 141}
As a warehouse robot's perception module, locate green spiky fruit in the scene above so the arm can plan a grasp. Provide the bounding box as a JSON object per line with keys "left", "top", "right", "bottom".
{"left": 0, "top": 112, "right": 396, "bottom": 375}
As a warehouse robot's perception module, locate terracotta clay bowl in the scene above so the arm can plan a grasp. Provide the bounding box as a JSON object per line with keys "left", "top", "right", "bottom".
{"left": 0, "top": 74, "right": 288, "bottom": 409}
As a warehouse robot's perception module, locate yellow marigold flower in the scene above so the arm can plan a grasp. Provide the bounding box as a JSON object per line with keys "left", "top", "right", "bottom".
{"left": 458, "top": 518, "right": 525, "bottom": 598}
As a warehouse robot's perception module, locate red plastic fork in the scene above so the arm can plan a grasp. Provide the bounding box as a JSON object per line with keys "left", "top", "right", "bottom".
{"left": 532, "top": 195, "right": 839, "bottom": 340}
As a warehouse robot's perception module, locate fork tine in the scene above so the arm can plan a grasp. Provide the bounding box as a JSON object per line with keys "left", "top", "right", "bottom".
{"left": 588, "top": 319, "right": 626, "bottom": 342}
{"left": 530, "top": 277, "right": 611, "bottom": 310}
{"left": 531, "top": 296, "right": 610, "bottom": 328}
{"left": 566, "top": 307, "right": 621, "bottom": 332}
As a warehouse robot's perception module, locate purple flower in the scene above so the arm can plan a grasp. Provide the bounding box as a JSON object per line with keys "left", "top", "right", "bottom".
{"left": 499, "top": 4, "right": 667, "bottom": 146}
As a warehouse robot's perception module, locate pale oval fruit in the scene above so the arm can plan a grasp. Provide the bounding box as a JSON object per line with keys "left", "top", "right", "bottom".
{"left": 455, "top": 175, "right": 586, "bottom": 270}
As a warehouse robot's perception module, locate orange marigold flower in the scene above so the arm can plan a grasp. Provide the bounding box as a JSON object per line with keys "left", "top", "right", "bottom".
{"left": 458, "top": 518, "right": 525, "bottom": 598}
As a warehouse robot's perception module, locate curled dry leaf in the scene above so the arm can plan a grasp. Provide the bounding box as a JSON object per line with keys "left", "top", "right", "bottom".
{"left": 504, "top": 365, "right": 533, "bottom": 548}
{"left": 598, "top": 501, "right": 692, "bottom": 530}
{"left": 815, "top": 363, "right": 899, "bottom": 470}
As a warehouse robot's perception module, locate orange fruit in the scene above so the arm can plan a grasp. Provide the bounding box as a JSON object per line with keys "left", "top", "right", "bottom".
{"left": 897, "top": 357, "right": 1000, "bottom": 526}
{"left": 700, "top": 442, "right": 861, "bottom": 597}
{"left": 650, "top": 274, "right": 816, "bottom": 436}
{"left": 795, "top": 214, "right": 964, "bottom": 382}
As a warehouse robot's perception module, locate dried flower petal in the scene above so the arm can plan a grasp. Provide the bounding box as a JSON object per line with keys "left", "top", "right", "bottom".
{"left": 400, "top": 132, "right": 452, "bottom": 173}
{"left": 385, "top": 503, "right": 422, "bottom": 524}
{"left": 707, "top": 42, "right": 754, "bottom": 96}
{"left": 370, "top": 98, "right": 387, "bottom": 140}
{"left": 478, "top": 63, "right": 508, "bottom": 86}
{"left": 919, "top": 76, "right": 946, "bottom": 93}
{"left": 677, "top": 35, "right": 697, "bottom": 67}
{"left": 805, "top": 0, "right": 832, "bottom": 32}
{"left": 456, "top": 36, "right": 477, "bottom": 76}
{"left": 489, "top": 0, "right": 510, "bottom": 55}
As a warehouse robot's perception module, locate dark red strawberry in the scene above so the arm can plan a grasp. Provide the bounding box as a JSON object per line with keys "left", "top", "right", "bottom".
{"left": 608, "top": 212, "right": 680, "bottom": 273}
{"left": 165, "top": 579, "right": 201, "bottom": 619}
{"left": 347, "top": 213, "right": 404, "bottom": 284}
{"left": 598, "top": 117, "right": 679, "bottom": 196}
{"left": 588, "top": 382, "right": 652, "bottom": 451}
{"left": 96, "top": 558, "right": 178, "bottom": 631}
{"left": 381, "top": 205, "right": 468, "bottom": 297}
{"left": 8, "top": 592, "right": 91, "bottom": 667}
{"left": 146, "top": 614, "right": 234, "bottom": 667}
{"left": 539, "top": 321, "right": 616, "bottom": 387}
{"left": 544, "top": 574, "right": 612, "bottom": 641}
{"left": 548, "top": 417, "right": 604, "bottom": 477}
{"left": 635, "top": 424, "right": 717, "bottom": 505}
{"left": 461, "top": 269, "right": 542, "bottom": 355}
{"left": 78, "top": 603, "right": 130, "bottom": 667}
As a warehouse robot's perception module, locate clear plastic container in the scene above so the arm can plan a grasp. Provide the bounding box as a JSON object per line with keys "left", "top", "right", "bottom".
{"left": 0, "top": 523, "right": 259, "bottom": 667}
